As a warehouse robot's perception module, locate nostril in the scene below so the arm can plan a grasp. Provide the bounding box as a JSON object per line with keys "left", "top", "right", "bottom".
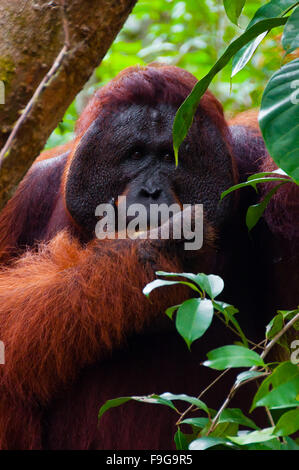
{"left": 151, "top": 189, "right": 162, "bottom": 200}
{"left": 140, "top": 188, "right": 162, "bottom": 199}
{"left": 140, "top": 188, "right": 149, "bottom": 198}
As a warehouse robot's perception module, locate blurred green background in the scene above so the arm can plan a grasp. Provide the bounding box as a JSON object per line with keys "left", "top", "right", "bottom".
{"left": 46, "top": 0, "right": 284, "bottom": 149}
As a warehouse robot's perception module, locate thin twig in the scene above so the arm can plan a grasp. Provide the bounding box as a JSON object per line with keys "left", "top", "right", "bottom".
{"left": 176, "top": 369, "right": 229, "bottom": 426}
{"left": 265, "top": 406, "right": 275, "bottom": 427}
{"left": 216, "top": 313, "right": 264, "bottom": 349}
{"left": 0, "top": 0, "right": 70, "bottom": 168}
{"left": 61, "top": 0, "right": 70, "bottom": 48}
{"left": 207, "top": 371, "right": 269, "bottom": 434}
{"left": 264, "top": 395, "right": 285, "bottom": 443}
{"left": 261, "top": 311, "right": 299, "bottom": 360}
{"left": 176, "top": 315, "right": 270, "bottom": 426}
{"left": 207, "top": 312, "right": 299, "bottom": 434}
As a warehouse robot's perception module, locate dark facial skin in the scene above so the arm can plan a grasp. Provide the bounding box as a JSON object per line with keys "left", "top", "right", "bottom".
{"left": 66, "top": 103, "right": 235, "bottom": 238}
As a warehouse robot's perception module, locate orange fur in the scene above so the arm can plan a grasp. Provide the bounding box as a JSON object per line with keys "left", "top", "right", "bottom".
{"left": 1, "top": 64, "right": 297, "bottom": 450}
{"left": 228, "top": 110, "right": 260, "bottom": 129}
{"left": 0, "top": 231, "right": 191, "bottom": 448}
{"left": 36, "top": 141, "right": 73, "bottom": 162}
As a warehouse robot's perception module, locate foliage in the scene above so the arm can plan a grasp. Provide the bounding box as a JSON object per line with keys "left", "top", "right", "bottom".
{"left": 221, "top": 168, "right": 293, "bottom": 231}
{"left": 171, "top": 0, "right": 299, "bottom": 228}
{"left": 45, "top": 0, "right": 285, "bottom": 149}
{"left": 173, "top": 0, "right": 299, "bottom": 175}
{"left": 172, "top": 15, "right": 287, "bottom": 165}
{"left": 259, "top": 57, "right": 299, "bottom": 183}
{"left": 100, "top": 271, "right": 299, "bottom": 451}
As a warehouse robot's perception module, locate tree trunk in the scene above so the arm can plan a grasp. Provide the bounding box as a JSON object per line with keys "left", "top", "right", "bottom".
{"left": 0, "top": 0, "right": 137, "bottom": 211}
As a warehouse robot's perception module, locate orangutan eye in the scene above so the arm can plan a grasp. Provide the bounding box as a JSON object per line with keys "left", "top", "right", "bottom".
{"left": 131, "top": 151, "right": 142, "bottom": 160}
{"left": 164, "top": 152, "right": 174, "bottom": 162}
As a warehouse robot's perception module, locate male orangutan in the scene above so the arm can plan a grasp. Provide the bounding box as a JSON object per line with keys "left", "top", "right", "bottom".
{"left": 0, "top": 64, "right": 298, "bottom": 449}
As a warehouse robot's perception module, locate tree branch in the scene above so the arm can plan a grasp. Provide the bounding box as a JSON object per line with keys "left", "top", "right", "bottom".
{"left": 0, "top": 1, "right": 69, "bottom": 167}
{"left": 0, "top": 0, "right": 137, "bottom": 210}
{"left": 207, "top": 312, "right": 299, "bottom": 434}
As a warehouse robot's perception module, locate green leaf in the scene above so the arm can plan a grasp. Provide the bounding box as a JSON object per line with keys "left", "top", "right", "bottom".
{"left": 181, "top": 417, "right": 210, "bottom": 430}
{"left": 235, "top": 370, "right": 266, "bottom": 386}
{"left": 143, "top": 279, "right": 182, "bottom": 297}
{"left": 223, "top": 0, "right": 246, "bottom": 25}
{"left": 228, "top": 427, "right": 275, "bottom": 445}
{"left": 259, "top": 58, "right": 299, "bottom": 183}
{"left": 251, "top": 362, "right": 299, "bottom": 411}
{"left": 159, "top": 393, "right": 209, "bottom": 414}
{"left": 189, "top": 274, "right": 224, "bottom": 299}
{"left": 277, "top": 308, "right": 299, "bottom": 330}
{"left": 174, "top": 428, "right": 189, "bottom": 450}
{"left": 282, "top": 436, "right": 299, "bottom": 449}
{"left": 189, "top": 436, "right": 234, "bottom": 450}
{"left": 219, "top": 408, "right": 259, "bottom": 430}
{"left": 213, "top": 301, "right": 248, "bottom": 347}
{"left": 98, "top": 397, "right": 133, "bottom": 420}
{"left": 221, "top": 176, "right": 290, "bottom": 199}
{"left": 266, "top": 313, "right": 284, "bottom": 340}
{"left": 282, "top": 6, "right": 299, "bottom": 53}
{"left": 205, "top": 274, "right": 224, "bottom": 298}
{"left": 188, "top": 273, "right": 224, "bottom": 299}
{"left": 156, "top": 271, "right": 224, "bottom": 299}
{"left": 143, "top": 278, "right": 201, "bottom": 297}
{"left": 232, "top": 0, "right": 298, "bottom": 76}
{"left": 213, "top": 301, "right": 239, "bottom": 319}
{"left": 203, "top": 345, "right": 265, "bottom": 370}
{"left": 246, "top": 440, "right": 283, "bottom": 450}
{"left": 98, "top": 393, "right": 182, "bottom": 421}
{"left": 247, "top": 168, "right": 288, "bottom": 180}
{"left": 274, "top": 408, "right": 299, "bottom": 436}
{"left": 173, "top": 16, "right": 287, "bottom": 165}
{"left": 132, "top": 394, "right": 178, "bottom": 411}
{"left": 165, "top": 304, "right": 181, "bottom": 320}
{"left": 246, "top": 183, "right": 285, "bottom": 231}
{"left": 175, "top": 298, "right": 214, "bottom": 349}
{"left": 232, "top": 32, "right": 268, "bottom": 77}
{"left": 209, "top": 422, "right": 239, "bottom": 438}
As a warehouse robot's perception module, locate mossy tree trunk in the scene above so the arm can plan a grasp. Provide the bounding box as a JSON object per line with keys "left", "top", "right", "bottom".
{"left": 0, "top": 0, "right": 137, "bottom": 211}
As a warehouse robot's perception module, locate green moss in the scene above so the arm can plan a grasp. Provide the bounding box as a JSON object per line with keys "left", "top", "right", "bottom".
{"left": 0, "top": 56, "right": 15, "bottom": 84}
